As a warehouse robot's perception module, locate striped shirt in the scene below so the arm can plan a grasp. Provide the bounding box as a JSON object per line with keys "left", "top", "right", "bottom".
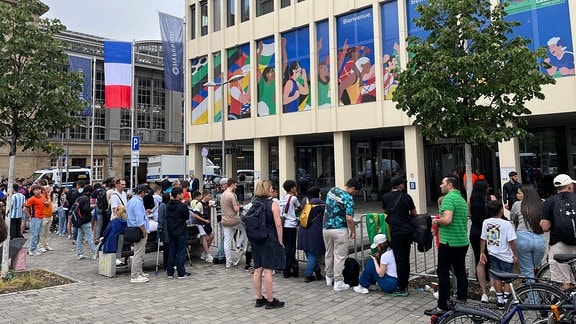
{"left": 438, "top": 189, "right": 469, "bottom": 247}
{"left": 10, "top": 192, "right": 25, "bottom": 219}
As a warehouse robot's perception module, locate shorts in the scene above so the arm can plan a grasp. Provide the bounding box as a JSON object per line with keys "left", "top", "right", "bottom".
{"left": 202, "top": 224, "right": 213, "bottom": 235}
{"left": 196, "top": 224, "right": 206, "bottom": 236}
{"left": 488, "top": 255, "right": 513, "bottom": 279}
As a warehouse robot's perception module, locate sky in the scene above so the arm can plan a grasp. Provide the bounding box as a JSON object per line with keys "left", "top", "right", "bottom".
{"left": 41, "top": 0, "right": 184, "bottom": 41}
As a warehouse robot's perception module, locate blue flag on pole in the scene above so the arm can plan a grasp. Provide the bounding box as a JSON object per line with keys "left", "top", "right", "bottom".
{"left": 68, "top": 55, "right": 93, "bottom": 116}
{"left": 158, "top": 12, "right": 184, "bottom": 92}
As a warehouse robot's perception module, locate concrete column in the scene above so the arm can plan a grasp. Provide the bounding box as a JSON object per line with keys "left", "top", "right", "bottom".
{"left": 333, "top": 131, "right": 351, "bottom": 187}
{"left": 404, "top": 126, "right": 426, "bottom": 214}
{"left": 498, "top": 137, "right": 522, "bottom": 191}
{"left": 254, "top": 138, "right": 269, "bottom": 183}
{"left": 279, "top": 136, "right": 295, "bottom": 186}
{"left": 189, "top": 143, "right": 203, "bottom": 187}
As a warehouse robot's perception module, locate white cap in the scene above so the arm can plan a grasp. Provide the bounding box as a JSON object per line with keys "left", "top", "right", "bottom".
{"left": 370, "top": 234, "right": 388, "bottom": 249}
{"left": 219, "top": 178, "right": 228, "bottom": 185}
{"left": 553, "top": 174, "right": 576, "bottom": 187}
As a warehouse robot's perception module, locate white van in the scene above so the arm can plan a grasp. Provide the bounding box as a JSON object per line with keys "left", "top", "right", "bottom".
{"left": 29, "top": 167, "right": 92, "bottom": 188}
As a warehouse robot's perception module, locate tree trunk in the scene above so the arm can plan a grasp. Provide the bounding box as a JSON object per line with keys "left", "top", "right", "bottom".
{"left": 1, "top": 154, "right": 15, "bottom": 278}
{"left": 464, "top": 143, "right": 473, "bottom": 201}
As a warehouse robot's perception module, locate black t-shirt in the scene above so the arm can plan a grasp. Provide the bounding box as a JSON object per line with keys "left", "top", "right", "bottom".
{"left": 382, "top": 190, "right": 416, "bottom": 233}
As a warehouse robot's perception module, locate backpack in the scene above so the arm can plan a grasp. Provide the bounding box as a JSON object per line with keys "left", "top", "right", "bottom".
{"left": 96, "top": 187, "right": 108, "bottom": 211}
{"left": 70, "top": 201, "right": 85, "bottom": 228}
{"left": 299, "top": 198, "right": 323, "bottom": 229}
{"left": 411, "top": 214, "right": 433, "bottom": 252}
{"left": 553, "top": 193, "right": 576, "bottom": 245}
{"left": 343, "top": 257, "right": 360, "bottom": 287}
{"left": 243, "top": 198, "right": 271, "bottom": 243}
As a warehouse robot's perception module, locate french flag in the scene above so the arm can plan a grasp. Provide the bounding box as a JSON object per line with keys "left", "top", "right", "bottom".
{"left": 104, "top": 41, "right": 132, "bottom": 109}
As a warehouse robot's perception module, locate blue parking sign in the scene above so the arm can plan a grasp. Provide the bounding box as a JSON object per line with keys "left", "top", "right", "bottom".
{"left": 132, "top": 136, "right": 140, "bottom": 151}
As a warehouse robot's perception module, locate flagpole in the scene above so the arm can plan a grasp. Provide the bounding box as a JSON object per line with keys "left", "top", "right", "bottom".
{"left": 129, "top": 40, "right": 136, "bottom": 193}
{"left": 182, "top": 17, "right": 187, "bottom": 181}
{"left": 89, "top": 57, "right": 96, "bottom": 184}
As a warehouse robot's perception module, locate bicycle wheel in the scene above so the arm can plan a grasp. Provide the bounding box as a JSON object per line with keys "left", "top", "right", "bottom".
{"left": 536, "top": 263, "right": 551, "bottom": 281}
{"left": 438, "top": 311, "right": 499, "bottom": 324}
{"left": 504, "top": 282, "right": 566, "bottom": 324}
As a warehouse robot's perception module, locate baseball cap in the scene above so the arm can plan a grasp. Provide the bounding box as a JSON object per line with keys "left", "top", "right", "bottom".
{"left": 135, "top": 184, "right": 148, "bottom": 193}
{"left": 219, "top": 178, "right": 228, "bottom": 185}
{"left": 390, "top": 176, "right": 405, "bottom": 187}
{"left": 370, "top": 234, "right": 388, "bottom": 249}
{"left": 553, "top": 174, "right": 576, "bottom": 187}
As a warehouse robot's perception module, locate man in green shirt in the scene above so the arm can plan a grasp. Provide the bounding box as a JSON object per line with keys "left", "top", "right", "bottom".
{"left": 425, "top": 176, "right": 469, "bottom": 316}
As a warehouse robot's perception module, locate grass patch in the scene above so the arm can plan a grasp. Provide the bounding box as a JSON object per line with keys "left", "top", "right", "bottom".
{"left": 0, "top": 269, "right": 73, "bottom": 294}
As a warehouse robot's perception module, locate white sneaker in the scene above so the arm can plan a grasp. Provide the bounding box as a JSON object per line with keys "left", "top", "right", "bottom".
{"left": 226, "top": 261, "right": 234, "bottom": 268}
{"left": 200, "top": 252, "right": 206, "bottom": 260}
{"left": 28, "top": 250, "right": 41, "bottom": 256}
{"left": 333, "top": 280, "right": 350, "bottom": 292}
{"left": 77, "top": 254, "right": 86, "bottom": 260}
{"left": 92, "top": 254, "right": 98, "bottom": 261}
{"left": 433, "top": 291, "right": 439, "bottom": 299}
{"left": 205, "top": 255, "right": 214, "bottom": 263}
{"left": 354, "top": 285, "right": 369, "bottom": 294}
{"left": 45, "top": 246, "right": 54, "bottom": 251}
{"left": 140, "top": 272, "right": 150, "bottom": 278}
{"left": 130, "top": 275, "right": 149, "bottom": 283}
{"left": 481, "top": 294, "right": 489, "bottom": 303}
{"left": 37, "top": 247, "right": 47, "bottom": 253}
{"left": 326, "top": 277, "right": 334, "bottom": 286}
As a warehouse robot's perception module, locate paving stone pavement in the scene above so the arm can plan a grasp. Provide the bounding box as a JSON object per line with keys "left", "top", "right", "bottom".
{"left": 1, "top": 227, "right": 440, "bottom": 324}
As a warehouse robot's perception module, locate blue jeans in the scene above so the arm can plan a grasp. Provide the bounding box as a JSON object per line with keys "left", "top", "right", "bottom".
{"left": 213, "top": 222, "right": 225, "bottom": 259}
{"left": 305, "top": 251, "right": 320, "bottom": 276}
{"left": 58, "top": 207, "right": 67, "bottom": 235}
{"left": 76, "top": 222, "right": 97, "bottom": 256}
{"left": 168, "top": 234, "right": 188, "bottom": 277}
{"left": 29, "top": 217, "right": 43, "bottom": 252}
{"left": 359, "top": 257, "right": 398, "bottom": 293}
{"left": 516, "top": 231, "right": 547, "bottom": 279}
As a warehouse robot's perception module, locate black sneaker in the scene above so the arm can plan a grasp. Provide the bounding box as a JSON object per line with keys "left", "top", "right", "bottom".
{"left": 497, "top": 302, "right": 505, "bottom": 310}
{"left": 178, "top": 272, "right": 192, "bottom": 279}
{"left": 213, "top": 258, "right": 226, "bottom": 264}
{"left": 255, "top": 297, "right": 266, "bottom": 308}
{"left": 304, "top": 276, "right": 316, "bottom": 283}
{"left": 265, "top": 298, "right": 285, "bottom": 309}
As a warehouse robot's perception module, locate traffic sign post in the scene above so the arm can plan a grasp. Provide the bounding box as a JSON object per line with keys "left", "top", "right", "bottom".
{"left": 131, "top": 136, "right": 140, "bottom": 167}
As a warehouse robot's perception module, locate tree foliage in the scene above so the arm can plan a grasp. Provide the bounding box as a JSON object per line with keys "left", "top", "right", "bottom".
{"left": 393, "top": 0, "right": 555, "bottom": 146}
{"left": 0, "top": 0, "right": 85, "bottom": 156}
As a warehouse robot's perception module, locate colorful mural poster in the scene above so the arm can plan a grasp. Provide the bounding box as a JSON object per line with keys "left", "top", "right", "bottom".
{"left": 503, "top": 0, "right": 574, "bottom": 78}
{"left": 191, "top": 56, "right": 209, "bottom": 125}
{"left": 336, "top": 8, "right": 376, "bottom": 106}
{"left": 213, "top": 52, "right": 223, "bottom": 122}
{"left": 281, "top": 27, "right": 311, "bottom": 113}
{"left": 227, "top": 44, "right": 251, "bottom": 120}
{"left": 317, "top": 20, "right": 331, "bottom": 108}
{"left": 406, "top": 0, "right": 430, "bottom": 40}
{"left": 256, "top": 36, "right": 276, "bottom": 116}
{"left": 381, "top": 1, "right": 400, "bottom": 100}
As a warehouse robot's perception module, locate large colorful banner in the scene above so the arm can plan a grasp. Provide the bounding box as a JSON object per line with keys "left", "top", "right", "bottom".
{"left": 281, "top": 27, "right": 311, "bottom": 113}
{"left": 158, "top": 12, "right": 184, "bottom": 92}
{"left": 381, "top": 1, "right": 400, "bottom": 100}
{"left": 191, "top": 56, "right": 209, "bottom": 125}
{"left": 256, "top": 37, "right": 276, "bottom": 116}
{"left": 336, "top": 8, "right": 376, "bottom": 106}
{"left": 227, "top": 44, "right": 251, "bottom": 119}
{"left": 213, "top": 52, "right": 223, "bottom": 122}
{"left": 68, "top": 55, "right": 93, "bottom": 116}
{"left": 503, "top": 0, "right": 574, "bottom": 78}
{"left": 317, "top": 20, "right": 331, "bottom": 108}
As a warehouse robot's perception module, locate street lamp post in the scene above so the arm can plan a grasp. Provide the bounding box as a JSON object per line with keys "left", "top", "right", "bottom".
{"left": 203, "top": 74, "right": 244, "bottom": 177}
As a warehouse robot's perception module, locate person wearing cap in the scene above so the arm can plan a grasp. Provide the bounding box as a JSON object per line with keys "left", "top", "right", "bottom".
{"left": 212, "top": 177, "right": 228, "bottom": 264}
{"left": 381, "top": 175, "right": 417, "bottom": 297}
{"left": 540, "top": 174, "right": 576, "bottom": 290}
{"left": 503, "top": 171, "right": 522, "bottom": 210}
{"left": 353, "top": 234, "right": 398, "bottom": 294}
{"left": 127, "top": 184, "right": 151, "bottom": 283}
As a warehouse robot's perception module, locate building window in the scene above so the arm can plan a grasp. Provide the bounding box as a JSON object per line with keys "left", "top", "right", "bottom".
{"left": 227, "top": 0, "right": 235, "bottom": 27}
{"left": 71, "top": 158, "right": 86, "bottom": 168}
{"left": 257, "top": 0, "right": 273, "bottom": 17}
{"left": 189, "top": 4, "right": 196, "bottom": 39}
{"left": 281, "top": 0, "right": 291, "bottom": 8}
{"left": 241, "top": 0, "right": 249, "bottom": 22}
{"left": 92, "top": 158, "right": 104, "bottom": 181}
{"left": 50, "top": 159, "right": 58, "bottom": 168}
{"left": 201, "top": 1, "right": 208, "bottom": 36}
{"left": 120, "top": 110, "right": 131, "bottom": 141}
{"left": 213, "top": 0, "right": 221, "bottom": 32}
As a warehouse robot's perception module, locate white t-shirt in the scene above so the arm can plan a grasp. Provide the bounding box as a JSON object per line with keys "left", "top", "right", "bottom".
{"left": 279, "top": 194, "right": 301, "bottom": 228}
{"left": 480, "top": 217, "right": 517, "bottom": 263}
{"left": 380, "top": 248, "right": 397, "bottom": 278}
{"left": 109, "top": 190, "right": 127, "bottom": 219}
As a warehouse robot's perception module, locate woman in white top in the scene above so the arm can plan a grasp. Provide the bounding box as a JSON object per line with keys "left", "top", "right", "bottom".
{"left": 353, "top": 234, "right": 398, "bottom": 294}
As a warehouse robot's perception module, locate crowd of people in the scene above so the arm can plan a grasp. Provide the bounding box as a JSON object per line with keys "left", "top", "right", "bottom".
{"left": 4, "top": 169, "right": 576, "bottom": 313}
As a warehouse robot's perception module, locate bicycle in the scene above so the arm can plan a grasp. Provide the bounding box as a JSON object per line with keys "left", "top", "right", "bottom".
{"left": 436, "top": 269, "right": 573, "bottom": 324}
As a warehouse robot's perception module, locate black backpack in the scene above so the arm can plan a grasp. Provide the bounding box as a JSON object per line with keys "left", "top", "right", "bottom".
{"left": 553, "top": 193, "right": 576, "bottom": 245}
{"left": 343, "top": 257, "right": 360, "bottom": 287}
{"left": 243, "top": 198, "right": 271, "bottom": 243}
{"left": 96, "top": 187, "right": 108, "bottom": 211}
{"left": 70, "top": 196, "right": 92, "bottom": 228}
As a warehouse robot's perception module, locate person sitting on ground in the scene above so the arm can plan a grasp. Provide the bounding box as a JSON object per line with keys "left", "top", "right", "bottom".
{"left": 353, "top": 234, "right": 398, "bottom": 294}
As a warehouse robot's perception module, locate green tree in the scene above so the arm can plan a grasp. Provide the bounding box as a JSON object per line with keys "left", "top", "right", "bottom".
{"left": 0, "top": 0, "right": 85, "bottom": 277}
{"left": 393, "top": 0, "right": 554, "bottom": 197}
